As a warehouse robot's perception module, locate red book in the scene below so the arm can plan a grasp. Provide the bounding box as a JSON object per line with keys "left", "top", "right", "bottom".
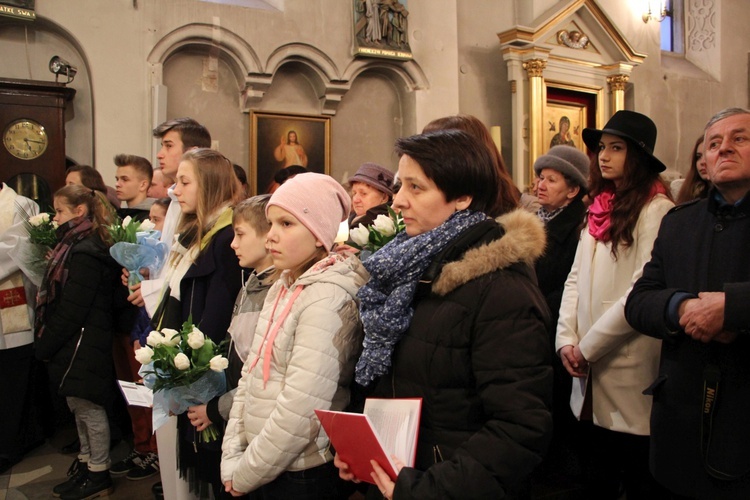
{"left": 315, "top": 398, "right": 421, "bottom": 484}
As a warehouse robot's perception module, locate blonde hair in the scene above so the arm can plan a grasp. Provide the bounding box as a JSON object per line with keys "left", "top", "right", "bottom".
{"left": 54, "top": 184, "right": 115, "bottom": 243}
{"left": 233, "top": 194, "right": 271, "bottom": 236}
{"left": 177, "top": 148, "right": 241, "bottom": 251}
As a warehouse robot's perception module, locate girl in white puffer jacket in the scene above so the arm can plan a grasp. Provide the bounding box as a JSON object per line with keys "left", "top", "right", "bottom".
{"left": 221, "top": 173, "right": 367, "bottom": 498}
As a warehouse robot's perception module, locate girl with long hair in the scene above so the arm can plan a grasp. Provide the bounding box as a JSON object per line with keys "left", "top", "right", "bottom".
{"left": 556, "top": 111, "right": 673, "bottom": 498}
{"left": 675, "top": 135, "right": 711, "bottom": 204}
{"left": 152, "top": 148, "right": 244, "bottom": 498}
{"left": 35, "top": 185, "right": 123, "bottom": 500}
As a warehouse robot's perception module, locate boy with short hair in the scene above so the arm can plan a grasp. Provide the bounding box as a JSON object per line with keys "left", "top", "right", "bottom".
{"left": 186, "top": 195, "right": 276, "bottom": 429}
{"left": 114, "top": 154, "right": 154, "bottom": 221}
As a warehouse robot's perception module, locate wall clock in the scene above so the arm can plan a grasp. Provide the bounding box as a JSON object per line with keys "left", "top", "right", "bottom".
{"left": 3, "top": 119, "right": 48, "bottom": 160}
{"left": 0, "top": 78, "right": 75, "bottom": 208}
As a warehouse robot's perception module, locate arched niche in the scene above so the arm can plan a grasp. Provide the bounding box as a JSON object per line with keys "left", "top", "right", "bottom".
{"left": 148, "top": 23, "right": 428, "bottom": 177}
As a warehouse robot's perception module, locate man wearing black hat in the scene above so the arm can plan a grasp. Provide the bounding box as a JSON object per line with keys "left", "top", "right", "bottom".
{"left": 626, "top": 107, "right": 750, "bottom": 499}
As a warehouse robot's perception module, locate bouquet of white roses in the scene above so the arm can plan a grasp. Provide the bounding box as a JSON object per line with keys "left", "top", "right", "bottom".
{"left": 107, "top": 216, "right": 168, "bottom": 288}
{"left": 24, "top": 211, "right": 59, "bottom": 247}
{"left": 348, "top": 207, "right": 405, "bottom": 259}
{"left": 106, "top": 215, "right": 156, "bottom": 244}
{"left": 12, "top": 204, "right": 58, "bottom": 286}
{"left": 136, "top": 317, "right": 229, "bottom": 442}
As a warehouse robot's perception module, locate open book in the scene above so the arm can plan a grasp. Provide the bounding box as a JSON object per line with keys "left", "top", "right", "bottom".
{"left": 117, "top": 380, "right": 153, "bottom": 408}
{"left": 315, "top": 398, "right": 421, "bottom": 483}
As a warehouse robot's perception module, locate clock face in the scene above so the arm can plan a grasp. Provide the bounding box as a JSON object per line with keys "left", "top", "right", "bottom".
{"left": 3, "top": 119, "right": 48, "bottom": 160}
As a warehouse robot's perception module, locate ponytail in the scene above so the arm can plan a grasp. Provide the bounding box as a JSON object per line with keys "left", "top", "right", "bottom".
{"left": 54, "top": 184, "right": 116, "bottom": 244}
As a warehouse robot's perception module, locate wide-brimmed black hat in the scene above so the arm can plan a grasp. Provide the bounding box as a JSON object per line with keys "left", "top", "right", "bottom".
{"left": 582, "top": 110, "right": 666, "bottom": 172}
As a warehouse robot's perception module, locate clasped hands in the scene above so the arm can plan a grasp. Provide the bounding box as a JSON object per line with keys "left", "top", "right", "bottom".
{"left": 679, "top": 292, "right": 736, "bottom": 344}
{"left": 559, "top": 345, "right": 588, "bottom": 378}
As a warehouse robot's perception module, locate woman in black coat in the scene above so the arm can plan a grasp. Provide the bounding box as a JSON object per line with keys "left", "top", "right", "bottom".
{"left": 336, "top": 130, "right": 552, "bottom": 499}
{"left": 531, "top": 145, "right": 590, "bottom": 491}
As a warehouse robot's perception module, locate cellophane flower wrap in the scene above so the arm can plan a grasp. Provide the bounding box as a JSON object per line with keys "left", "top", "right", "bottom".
{"left": 12, "top": 204, "right": 58, "bottom": 286}
{"left": 107, "top": 216, "right": 168, "bottom": 288}
{"left": 136, "top": 317, "right": 229, "bottom": 442}
{"left": 348, "top": 206, "right": 405, "bottom": 260}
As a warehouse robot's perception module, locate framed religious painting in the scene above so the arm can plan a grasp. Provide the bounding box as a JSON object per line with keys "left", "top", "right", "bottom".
{"left": 544, "top": 81, "right": 602, "bottom": 155}
{"left": 250, "top": 111, "right": 331, "bottom": 195}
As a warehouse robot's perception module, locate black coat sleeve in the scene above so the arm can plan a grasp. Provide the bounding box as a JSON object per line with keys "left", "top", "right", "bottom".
{"left": 183, "top": 227, "right": 244, "bottom": 344}
{"left": 625, "top": 223, "right": 683, "bottom": 339}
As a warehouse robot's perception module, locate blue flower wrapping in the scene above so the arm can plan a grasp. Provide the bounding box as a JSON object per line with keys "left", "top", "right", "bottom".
{"left": 110, "top": 230, "right": 169, "bottom": 287}
{"left": 139, "top": 363, "right": 226, "bottom": 426}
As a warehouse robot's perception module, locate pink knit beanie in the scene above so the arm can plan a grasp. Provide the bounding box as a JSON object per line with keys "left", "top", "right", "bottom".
{"left": 267, "top": 172, "right": 351, "bottom": 251}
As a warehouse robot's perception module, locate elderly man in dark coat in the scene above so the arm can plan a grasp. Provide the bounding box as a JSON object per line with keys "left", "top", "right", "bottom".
{"left": 625, "top": 107, "right": 750, "bottom": 499}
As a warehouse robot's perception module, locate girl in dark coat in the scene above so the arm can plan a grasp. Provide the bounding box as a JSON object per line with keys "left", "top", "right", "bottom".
{"left": 35, "top": 185, "right": 121, "bottom": 500}
{"left": 151, "top": 148, "right": 244, "bottom": 499}
{"left": 335, "top": 130, "right": 553, "bottom": 499}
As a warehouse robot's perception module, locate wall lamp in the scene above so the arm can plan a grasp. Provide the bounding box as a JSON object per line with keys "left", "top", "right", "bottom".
{"left": 49, "top": 56, "right": 77, "bottom": 83}
{"left": 642, "top": 0, "right": 671, "bottom": 23}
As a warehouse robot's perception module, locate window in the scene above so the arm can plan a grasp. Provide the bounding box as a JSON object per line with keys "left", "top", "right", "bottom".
{"left": 660, "top": 0, "right": 684, "bottom": 54}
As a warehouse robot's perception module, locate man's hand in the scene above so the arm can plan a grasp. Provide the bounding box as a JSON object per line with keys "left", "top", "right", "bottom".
{"left": 679, "top": 292, "right": 725, "bottom": 343}
{"left": 559, "top": 345, "right": 588, "bottom": 378}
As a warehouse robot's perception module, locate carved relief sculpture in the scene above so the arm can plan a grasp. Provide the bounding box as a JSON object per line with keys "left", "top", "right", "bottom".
{"left": 354, "top": 0, "right": 412, "bottom": 59}
{"left": 687, "top": 0, "right": 716, "bottom": 51}
{"left": 557, "top": 30, "right": 590, "bottom": 50}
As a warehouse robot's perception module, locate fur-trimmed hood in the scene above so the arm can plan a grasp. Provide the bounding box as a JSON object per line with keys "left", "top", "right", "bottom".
{"left": 433, "top": 209, "right": 546, "bottom": 296}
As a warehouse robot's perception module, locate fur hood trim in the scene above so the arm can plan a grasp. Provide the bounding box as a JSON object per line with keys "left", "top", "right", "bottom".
{"left": 432, "top": 209, "right": 546, "bottom": 296}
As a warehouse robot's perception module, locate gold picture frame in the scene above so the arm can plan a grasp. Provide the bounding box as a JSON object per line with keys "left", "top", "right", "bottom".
{"left": 250, "top": 111, "right": 331, "bottom": 195}
{"left": 545, "top": 101, "right": 586, "bottom": 153}
{"left": 543, "top": 81, "right": 603, "bottom": 155}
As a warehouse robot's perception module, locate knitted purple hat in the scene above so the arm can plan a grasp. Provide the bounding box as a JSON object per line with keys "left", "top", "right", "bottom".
{"left": 267, "top": 173, "right": 351, "bottom": 251}
{"left": 347, "top": 162, "right": 395, "bottom": 197}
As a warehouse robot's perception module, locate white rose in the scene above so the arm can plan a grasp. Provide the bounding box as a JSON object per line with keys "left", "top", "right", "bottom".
{"left": 29, "top": 213, "right": 48, "bottom": 226}
{"left": 372, "top": 214, "right": 396, "bottom": 236}
{"left": 173, "top": 352, "right": 190, "bottom": 370}
{"left": 138, "top": 219, "right": 155, "bottom": 231}
{"left": 52, "top": 221, "right": 59, "bottom": 229}
{"left": 134, "top": 346, "right": 154, "bottom": 364}
{"left": 209, "top": 355, "right": 229, "bottom": 372}
{"left": 349, "top": 224, "right": 370, "bottom": 247}
{"left": 122, "top": 216, "right": 132, "bottom": 228}
{"left": 187, "top": 330, "right": 205, "bottom": 349}
{"left": 161, "top": 328, "right": 181, "bottom": 346}
{"left": 146, "top": 330, "right": 165, "bottom": 347}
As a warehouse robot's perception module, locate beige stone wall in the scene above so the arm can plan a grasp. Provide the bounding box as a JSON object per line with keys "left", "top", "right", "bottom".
{"left": 0, "top": 0, "right": 746, "bottom": 190}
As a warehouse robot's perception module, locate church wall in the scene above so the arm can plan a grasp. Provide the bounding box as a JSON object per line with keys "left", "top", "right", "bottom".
{"left": 0, "top": 0, "right": 747, "bottom": 190}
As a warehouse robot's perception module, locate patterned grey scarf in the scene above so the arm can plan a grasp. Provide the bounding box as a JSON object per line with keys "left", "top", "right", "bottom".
{"left": 355, "top": 209, "right": 489, "bottom": 386}
{"left": 537, "top": 205, "right": 565, "bottom": 224}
